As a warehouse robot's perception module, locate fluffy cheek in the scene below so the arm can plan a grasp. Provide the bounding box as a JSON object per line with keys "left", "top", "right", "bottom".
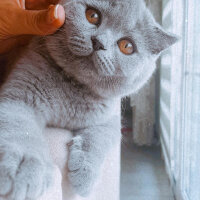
{"left": 64, "top": 4, "right": 93, "bottom": 56}
{"left": 113, "top": 54, "right": 156, "bottom": 94}
{"left": 128, "top": 59, "right": 156, "bottom": 93}
{"left": 67, "top": 34, "right": 93, "bottom": 56}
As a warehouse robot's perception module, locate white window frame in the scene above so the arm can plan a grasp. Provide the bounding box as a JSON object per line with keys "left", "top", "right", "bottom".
{"left": 160, "top": 0, "right": 200, "bottom": 200}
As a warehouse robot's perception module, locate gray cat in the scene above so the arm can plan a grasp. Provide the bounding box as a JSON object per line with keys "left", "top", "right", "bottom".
{"left": 0, "top": 0, "right": 177, "bottom": 199}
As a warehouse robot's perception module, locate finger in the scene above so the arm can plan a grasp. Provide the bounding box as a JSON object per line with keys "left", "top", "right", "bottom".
{"left": 14, "top": 5, "right": 65, "bottom": 36}
{"left": 25, "top": 0, "right": 59, "bottom": 10}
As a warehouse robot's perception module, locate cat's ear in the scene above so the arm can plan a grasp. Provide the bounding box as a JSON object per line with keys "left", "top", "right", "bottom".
{"left": 147, "top": 25, "right": 179, "bottom": 55}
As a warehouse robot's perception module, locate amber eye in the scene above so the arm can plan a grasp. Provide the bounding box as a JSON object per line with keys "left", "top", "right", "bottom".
{"left": 118, "top": 39, "right": 137, "bottom": 55}
{"left": 86, "top": 8, "right": 101, "bottom": 26}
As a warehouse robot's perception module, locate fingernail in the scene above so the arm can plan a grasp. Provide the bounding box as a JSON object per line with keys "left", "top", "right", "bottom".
{"left": 54, "top": 4, "right": 60, "bottom": 19}
{"left": 47, "top": 4, "right": 60, "bottom": 24}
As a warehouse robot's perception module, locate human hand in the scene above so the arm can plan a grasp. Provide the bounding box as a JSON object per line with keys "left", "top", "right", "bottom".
{"left": 0, "top": 0, "right": 65, "bottom": 54}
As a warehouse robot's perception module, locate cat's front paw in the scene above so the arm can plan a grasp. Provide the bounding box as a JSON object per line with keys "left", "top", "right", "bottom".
{"left": 67, "top": 136, "right": 98, "bottom": 196}
{"left": 0, "top": 143, "right": 53, "bottom": 200}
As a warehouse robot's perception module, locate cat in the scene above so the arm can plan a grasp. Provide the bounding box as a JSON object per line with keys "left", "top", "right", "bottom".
{"left": 0, "top": 0, "right": 177, "bottom": 199}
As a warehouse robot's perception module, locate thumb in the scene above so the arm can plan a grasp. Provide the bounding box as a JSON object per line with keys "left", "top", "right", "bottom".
{"left": 15, "top": 4, "right": 65, "bottom": 36}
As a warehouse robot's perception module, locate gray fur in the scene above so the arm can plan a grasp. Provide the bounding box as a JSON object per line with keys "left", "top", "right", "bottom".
{"left": 0, "top": 0, "right": 177, "bottom": 198}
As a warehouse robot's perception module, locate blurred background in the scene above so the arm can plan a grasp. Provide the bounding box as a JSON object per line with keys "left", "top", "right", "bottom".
{"left": 120, "top": 0, "right": 200, "bottom": 200}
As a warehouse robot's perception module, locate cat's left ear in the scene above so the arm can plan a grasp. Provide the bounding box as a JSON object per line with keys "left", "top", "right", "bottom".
{"left": 148, "top": 25, "right": 179, "bottom": 55}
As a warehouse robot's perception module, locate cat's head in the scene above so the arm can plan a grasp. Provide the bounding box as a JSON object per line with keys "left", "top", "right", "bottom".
{"left": 46, "top": 0, "right": 177, "bottom": 97}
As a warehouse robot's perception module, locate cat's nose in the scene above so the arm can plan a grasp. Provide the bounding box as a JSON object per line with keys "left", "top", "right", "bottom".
{"left": 91, "top": 37, "right": 106, "bottom": 51}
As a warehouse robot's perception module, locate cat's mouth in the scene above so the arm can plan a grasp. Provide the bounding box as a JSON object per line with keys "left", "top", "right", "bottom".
{"left": 68, "top": 36, "right": 116, "bottom": 76}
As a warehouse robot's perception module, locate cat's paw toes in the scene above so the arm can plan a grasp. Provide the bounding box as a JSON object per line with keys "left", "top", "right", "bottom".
{"left": 68, "top": 150, "right": 85, "bottom": 171}
{"left": 68, "top": 162, "right": 96, "bottom": 196}
{"left": 68, "top": 136, "right": 85, "bottom": 171}
{"left": 0, "top": 143, "right": 53, "bottom": 200}
{"left": 68, "top": 137, "right": 97, "bottom": 196}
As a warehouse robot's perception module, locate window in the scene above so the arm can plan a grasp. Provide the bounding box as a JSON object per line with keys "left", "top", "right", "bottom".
{"left": 160, "top": 0, "right": 200, "bottom": 199}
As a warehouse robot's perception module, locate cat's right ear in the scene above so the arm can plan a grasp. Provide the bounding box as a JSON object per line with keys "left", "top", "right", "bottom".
{"left": 144, "top": 9, "right": 179, "bottom": 55}
{"left": 147, "top": 25, "right": 179, "bottom": 55}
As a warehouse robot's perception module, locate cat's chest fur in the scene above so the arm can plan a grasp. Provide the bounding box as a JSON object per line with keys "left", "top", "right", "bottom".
{"left": 45, "top": 77, "right": 120, "bottom": 130}
{"left": 12, "top": 50, "right": 120, "bottom": 131}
